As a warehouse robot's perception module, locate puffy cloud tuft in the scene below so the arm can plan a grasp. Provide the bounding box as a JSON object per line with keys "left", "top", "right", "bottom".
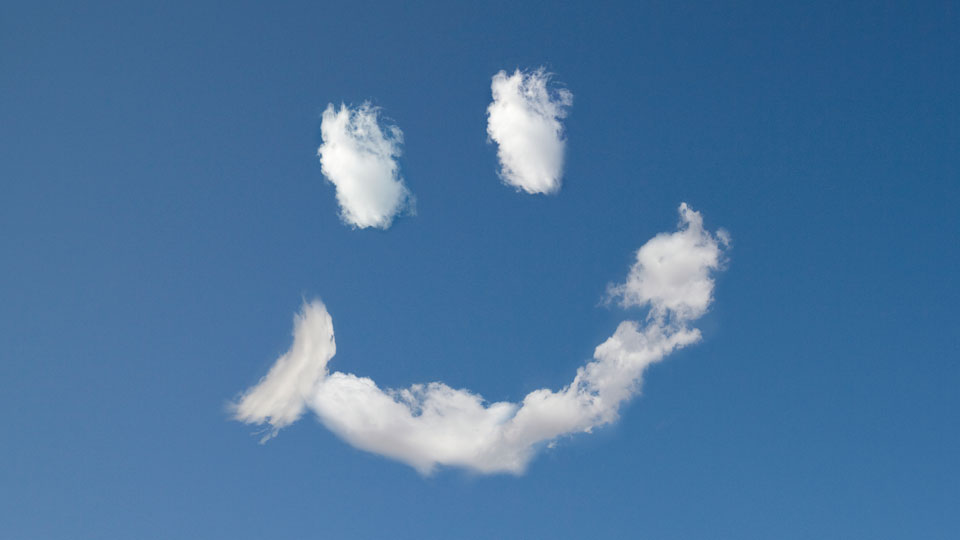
{"left": 317, "top": 103, "right": 414, "bottom": 229}
{"left": 608, "top": 203, "right": 730, "bottom": 320}
{"left": 486, "top": 68, "right": 573, "bottom": 194}
{"left": 233, "top": 204, "right": 728, "bottom": 473}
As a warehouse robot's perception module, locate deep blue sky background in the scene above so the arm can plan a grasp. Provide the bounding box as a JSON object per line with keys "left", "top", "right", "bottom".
{"left": 2, "top": 1, "right": 958, "bottom": 538}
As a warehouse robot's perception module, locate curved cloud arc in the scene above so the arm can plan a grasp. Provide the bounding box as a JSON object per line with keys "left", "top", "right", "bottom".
{"left": 232, "top": 203, "right": 729, "bottom": 475}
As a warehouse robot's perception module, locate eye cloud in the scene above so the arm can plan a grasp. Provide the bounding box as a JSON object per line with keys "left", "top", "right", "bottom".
{"left": 487, "top": 68, "right": 573, "bottom": 195}
{"left": 232, "top": 204, "right": 729, "bottom": 475}
{"left": 317, "top": 103, "right": 415, "bottom": 229}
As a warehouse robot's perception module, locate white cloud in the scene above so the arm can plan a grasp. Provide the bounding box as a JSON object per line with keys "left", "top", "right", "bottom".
{"left": 608, "top": 202, "right": 730, "bottom": 320}
{"left": 486, "top": 68, "right": 573, "bottom": 194}
{"left": 230, "top": 301, "right": 335, "bottom": 441}
{"left": 317, "top": 103, "right": 414, "bottom": 229}
{"left": 233, "top": 204, "right": 728, "bottom": 474}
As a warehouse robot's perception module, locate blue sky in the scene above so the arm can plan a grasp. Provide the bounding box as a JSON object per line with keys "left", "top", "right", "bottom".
{"left": 1, "top": 0, "right": 958, "bottom": 538}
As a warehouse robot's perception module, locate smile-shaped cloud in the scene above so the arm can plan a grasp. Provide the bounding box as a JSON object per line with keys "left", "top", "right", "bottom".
{"left": 233, "top": 203, "right": 729, "bottom": 475}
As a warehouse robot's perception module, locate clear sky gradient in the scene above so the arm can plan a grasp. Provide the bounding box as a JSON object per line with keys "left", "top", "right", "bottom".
{"left": 1, "top": 1, "right": 958, "bottom": 538}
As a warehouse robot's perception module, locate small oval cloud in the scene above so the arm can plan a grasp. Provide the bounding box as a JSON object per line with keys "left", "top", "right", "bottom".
{"left": 317, "top": 103, "right": 415, "bottom": 229}
{"left": 487, "top": 68, "right": 573, "bottom": 195}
